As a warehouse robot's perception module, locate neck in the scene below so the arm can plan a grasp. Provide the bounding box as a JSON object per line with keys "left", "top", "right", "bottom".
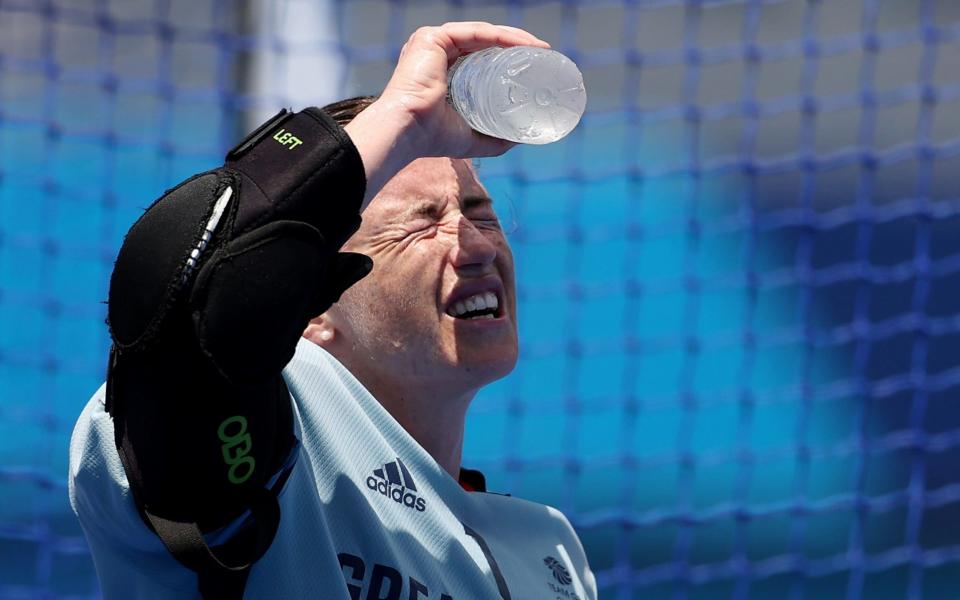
{"left": 329, "top": 347, "right": 475, "bottom": 478}
{"left": 365, "top": 379, "right": 473, "bottom": 479}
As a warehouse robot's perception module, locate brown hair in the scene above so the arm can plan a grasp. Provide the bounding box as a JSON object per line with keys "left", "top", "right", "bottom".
{"left": 321, "top": 95, "right": 378, "bottom": 127}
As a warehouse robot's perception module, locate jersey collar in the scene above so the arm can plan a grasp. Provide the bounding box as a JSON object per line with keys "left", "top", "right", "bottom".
{"left": 458, "top": 467, "right": 487, "bottom": 492}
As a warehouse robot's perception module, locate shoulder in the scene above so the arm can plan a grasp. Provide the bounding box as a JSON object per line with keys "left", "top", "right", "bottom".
{"left": 535, "top": 502, "right": 598, "bottom": 599}
{"left": 468, "top": 490, "right": 590, "bottom": 557}
{"left": 532, "top": 500, "right": 589, "bottom": 562}
{"left": 469, "top": 492, "right": 599, "bottom": 599}
{"left": 479, "top": 492, "right": 580, "bottom": 538}
{"left": 69, "top": 385, "right": 126, "bottom": 509}
{"left": 283, "top": 337, "right": 373, "bottom": 408}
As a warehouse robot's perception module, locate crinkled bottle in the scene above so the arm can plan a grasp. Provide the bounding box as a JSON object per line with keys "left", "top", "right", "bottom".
{"left": 447, "top": 46, "right": 587, "bottom": 145}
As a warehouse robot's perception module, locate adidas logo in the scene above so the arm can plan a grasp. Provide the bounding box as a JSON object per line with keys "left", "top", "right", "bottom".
{"left": 366, "top": 458, "right": 427, "bottom": 512}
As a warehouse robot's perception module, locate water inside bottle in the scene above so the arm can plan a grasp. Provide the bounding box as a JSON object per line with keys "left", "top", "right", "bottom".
{"left": 492, "top": 49, "right": 586, "bottom": 144}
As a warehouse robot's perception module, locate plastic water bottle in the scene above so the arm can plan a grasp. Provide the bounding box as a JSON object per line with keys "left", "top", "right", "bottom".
{"left": 447, "top": 46, "right": 587, "bottom": 145}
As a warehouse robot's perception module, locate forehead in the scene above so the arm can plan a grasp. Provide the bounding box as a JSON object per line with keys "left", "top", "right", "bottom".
{"left": 368, "top": 157, "right": 489, "bottom": 219}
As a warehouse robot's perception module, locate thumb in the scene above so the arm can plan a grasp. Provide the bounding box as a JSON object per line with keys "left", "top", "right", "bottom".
{"left": 463, "top": 131, "right": 518, "bottom": 158}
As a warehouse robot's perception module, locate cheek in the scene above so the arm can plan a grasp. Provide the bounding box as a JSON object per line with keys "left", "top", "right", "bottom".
{"left": 494, "top": 239, "right": 516, "bottom": 278}
{"left": 497, "top": 238, "right": 514, "bottom": 263}
{"left": 365, "top": 251, "right": 446, "bottom": 319}
{"left": 340, "top": 281, "right": 428, "bottom": 349}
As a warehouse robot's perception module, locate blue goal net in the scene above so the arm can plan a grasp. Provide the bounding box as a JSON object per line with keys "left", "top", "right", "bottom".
{"left": 1, "top": 0, "right": 959, "bottom": 598}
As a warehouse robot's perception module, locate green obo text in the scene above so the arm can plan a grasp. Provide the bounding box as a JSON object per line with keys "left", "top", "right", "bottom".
{"left": 218, "top": 415, "right": 256, "bottom": 485}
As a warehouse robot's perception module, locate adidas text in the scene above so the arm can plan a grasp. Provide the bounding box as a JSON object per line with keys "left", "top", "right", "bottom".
{"left": 366, "top": 476, "right": 427, "bottom": 512}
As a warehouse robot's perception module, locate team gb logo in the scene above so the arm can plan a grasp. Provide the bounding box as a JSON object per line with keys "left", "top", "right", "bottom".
{"left": 543, "top": 556, "right": 572, "bottom": 585}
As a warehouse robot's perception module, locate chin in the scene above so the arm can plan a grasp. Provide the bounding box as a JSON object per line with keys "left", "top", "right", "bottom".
{"left": 454, "top": 344, "right": 519, "bottom": 386}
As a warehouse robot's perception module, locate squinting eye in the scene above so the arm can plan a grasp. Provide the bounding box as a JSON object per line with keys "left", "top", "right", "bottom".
{"left": 468, "top": 210, "right": 499, "bottom": 223}
{"left": 471, "top": 216, "right": 502, "bottom": 229}
{"left": 407, "top": 218, "right": 435, "bottom": 231}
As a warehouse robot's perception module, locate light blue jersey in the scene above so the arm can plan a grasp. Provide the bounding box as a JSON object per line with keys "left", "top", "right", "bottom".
{"left": 70, "top": 338, "right": 597, "bottom": 599}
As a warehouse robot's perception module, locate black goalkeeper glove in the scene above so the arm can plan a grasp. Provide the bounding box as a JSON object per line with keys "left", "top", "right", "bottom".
{"left": 108, "top": 107, "right": 370, "bottom": 384}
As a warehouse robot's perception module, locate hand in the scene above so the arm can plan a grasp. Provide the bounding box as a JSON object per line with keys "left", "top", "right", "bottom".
{"left": 382, "top": 22, "right": 550, "bottom": 159}
{"left": 343, "top": 23, "right": 550, "bottom": 209}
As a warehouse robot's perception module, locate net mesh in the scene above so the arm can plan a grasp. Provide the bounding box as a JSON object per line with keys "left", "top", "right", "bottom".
{"left": 1, "top": 0, "right": 959, "bottom": 598}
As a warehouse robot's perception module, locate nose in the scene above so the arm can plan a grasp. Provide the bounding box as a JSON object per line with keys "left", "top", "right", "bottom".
{"left": 450, "top": 216, "right": 497, "bottom": 272}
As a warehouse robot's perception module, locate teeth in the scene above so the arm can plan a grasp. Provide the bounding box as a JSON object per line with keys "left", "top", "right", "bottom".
{"left": 447, "top": 292, "right": 500, "bottom": 318}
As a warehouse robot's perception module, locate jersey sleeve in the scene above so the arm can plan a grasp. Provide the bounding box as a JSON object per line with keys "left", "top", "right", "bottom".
{"left": 95, "top": 107, "right": 370, "bottom": 584}
{"left": 69, "top": 386, "right": 202, "bottom": 598}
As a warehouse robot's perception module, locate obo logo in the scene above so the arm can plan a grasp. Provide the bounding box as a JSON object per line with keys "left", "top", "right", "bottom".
{"left": 218, "top": 415, "right": 255, "bottom": 485}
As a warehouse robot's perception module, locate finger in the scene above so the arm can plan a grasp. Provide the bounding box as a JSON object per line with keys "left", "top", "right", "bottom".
{"left": 422, "top": 22, "right": 548, "bottom": 62}
{"left": 495, "top": 25, "right": 551, "bottom": 48}
{"left": 465, "top": 133, "right": 518, "bottom": 159}
{"left": 480, "top": 23, "right": 548, "bottom": 47}
{"left": 443, "top": 22, "right": 547, "bottom": 51}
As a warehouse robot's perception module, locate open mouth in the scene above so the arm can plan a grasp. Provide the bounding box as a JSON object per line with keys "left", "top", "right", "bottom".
{"left": 445, "top": 291, "right": 503, "bottom": 320}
